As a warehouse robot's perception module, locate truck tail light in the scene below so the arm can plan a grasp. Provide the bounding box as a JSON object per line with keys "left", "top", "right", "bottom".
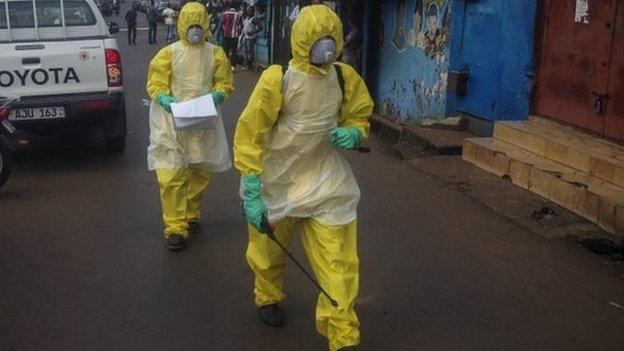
{"left": 82, "top": 99, "right": 111, "bottom": 110}
{"left": 105, "top": 48, "right": 123, "bottom": 87}
{"left": 0, "top": 108, "right": 9, "bottom": 121}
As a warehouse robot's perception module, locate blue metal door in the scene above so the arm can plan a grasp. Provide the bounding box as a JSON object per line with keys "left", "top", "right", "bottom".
{"left": 448, "top": 0, "right": 537, "bottom": 121}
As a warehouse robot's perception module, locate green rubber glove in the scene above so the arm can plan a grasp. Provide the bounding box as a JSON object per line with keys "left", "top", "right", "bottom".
{"left": 242, "top": 174, "right": 269, "bottom": 233}
{"left": 329, "top": 127, "right": 364, "bottom": 149}
{"left": 212, "top": 91, "right": 225, "bottom": 105}
{"left": 156, "top": 92, "right": 178, "bottom": 112}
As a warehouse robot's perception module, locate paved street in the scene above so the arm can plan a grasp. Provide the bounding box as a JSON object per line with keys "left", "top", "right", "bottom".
{"left": 1, "top": 6, "right": 624, "bottom": 351}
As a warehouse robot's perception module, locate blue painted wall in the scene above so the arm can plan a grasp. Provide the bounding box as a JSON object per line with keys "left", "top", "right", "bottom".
{"left": 372, "top": 0, "right": 452, "bottom": 123}
{"left": 448, "top": 0, "right": 537, "bottom": 121}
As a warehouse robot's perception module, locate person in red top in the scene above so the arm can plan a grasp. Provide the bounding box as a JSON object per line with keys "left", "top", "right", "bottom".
{"left": 221, "top": 2, "right": 243, "bottom": 69}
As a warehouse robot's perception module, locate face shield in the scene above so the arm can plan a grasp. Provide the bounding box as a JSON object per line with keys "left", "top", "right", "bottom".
{"left": 187, "top": 25, "right": 204, "bottom": 45}
{"left": 309, "top": 36, "right": 337, "bottom": 66}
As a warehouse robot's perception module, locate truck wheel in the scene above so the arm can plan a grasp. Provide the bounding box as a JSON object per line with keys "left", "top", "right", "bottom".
{"left": 0, "top": 140, "right": 12, "bottom": 189}
{"left": 103, "top": 109, "right": 127, "bottom": 154}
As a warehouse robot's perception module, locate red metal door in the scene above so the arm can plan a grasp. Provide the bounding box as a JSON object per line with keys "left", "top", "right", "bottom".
{"left": 534, "top": 0, "right": 618, "bottom": 133}
{"left": 605, "top": 2, "right": 624, "bottom": 142}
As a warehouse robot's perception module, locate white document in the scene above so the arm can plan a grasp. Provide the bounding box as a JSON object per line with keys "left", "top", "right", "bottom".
{"left": 170, "top": 94, "right": 219, "bottom": 130}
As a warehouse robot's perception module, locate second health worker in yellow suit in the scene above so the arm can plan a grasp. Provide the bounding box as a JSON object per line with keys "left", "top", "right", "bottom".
{"left": 146, "top": 2, "right": 234, "bottom": 251}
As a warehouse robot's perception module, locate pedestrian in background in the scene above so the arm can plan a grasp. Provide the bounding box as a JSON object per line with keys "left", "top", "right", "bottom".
{"left": 147, "top": 0, "right": 159, "bottom": 45}
{"left": 221, "top": 1, "right": 243, "bottom": 70}
{"left": 242, "top": 14, "right": 262, "bottom": 70}
{"left": 163, "top": 6, "right": 177, "bottom": 43}
{"left": 342, "top": 17, "right": 362, "bottom": 72}
{"left": 210, "top": 6, "right": 224, "bottom": 46}
{"left": 289, "top": 0, "right": 320, "bottom": 22}
{"left": 207, "top": 0, "right": 223, "bottom": 13}
{"left": 112, "top": 0, "right": 121, "bottom": 15}
{"left": 125, "top": 2, "right": 138, "bottom": 45}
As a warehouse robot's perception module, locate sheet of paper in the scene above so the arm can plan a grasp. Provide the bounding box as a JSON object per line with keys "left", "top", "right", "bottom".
{"left": 170, "top": 94, "right": 218, "bottom": 119}
{"left": 174, "top": 116, "right": 216, "bottom": 130}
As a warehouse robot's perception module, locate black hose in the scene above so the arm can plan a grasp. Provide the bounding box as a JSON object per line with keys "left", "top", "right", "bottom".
{"left": 261, "top": 216, "right": 340, "bottom": 308}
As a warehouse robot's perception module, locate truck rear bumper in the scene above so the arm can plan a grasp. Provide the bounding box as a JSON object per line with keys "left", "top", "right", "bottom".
{"left": 10, "top": 91, "right": 125, "bottom": 130}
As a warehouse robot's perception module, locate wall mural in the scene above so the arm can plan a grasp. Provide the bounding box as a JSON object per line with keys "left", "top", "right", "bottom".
{"left": 392, "top": 0, "right": 408, "bottom": 53}
{"left": 377, "top": 0, "right": 452, "bottom": 122}
{"left": 405, "top": 0, "right": 450, "bottom": 61}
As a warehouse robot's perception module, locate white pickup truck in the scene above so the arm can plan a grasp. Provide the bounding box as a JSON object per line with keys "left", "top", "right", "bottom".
{"left": 0, "top": 0, "right": 126, "bottom": 152}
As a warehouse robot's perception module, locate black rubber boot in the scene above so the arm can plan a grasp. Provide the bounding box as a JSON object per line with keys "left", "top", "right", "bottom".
{"left": 188, "top": 221, "right": 201, "bottom": 235}
{"left": 258, "top": 304, "right": 285, "bottom": 327}
{"left": 166, "top": 234, "right": 186, "bottom": 251}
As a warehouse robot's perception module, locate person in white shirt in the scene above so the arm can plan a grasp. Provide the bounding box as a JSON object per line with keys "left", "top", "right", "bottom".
{"left": 242, "top": 15, "right": 263, "bottom": 69}
{"left": 163, "top": 7, "right": 177, "bottom": 43}
{"left": 289, "top": 0, "right": 321, "bottom": 22}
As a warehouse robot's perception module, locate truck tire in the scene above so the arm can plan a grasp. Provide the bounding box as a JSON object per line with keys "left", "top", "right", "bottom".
{"left": 104, "top": 109, "right": 127, "bottom": 154}
{"left": 0, "top": 140, "right": 12, "bottom": 189}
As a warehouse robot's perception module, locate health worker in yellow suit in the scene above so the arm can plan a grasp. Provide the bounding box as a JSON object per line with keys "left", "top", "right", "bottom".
{"left": 233, "top": 5, "right": 374, "bottom": 351}
{"left": 146, "top": 2, "right": 233, "bottom": 251}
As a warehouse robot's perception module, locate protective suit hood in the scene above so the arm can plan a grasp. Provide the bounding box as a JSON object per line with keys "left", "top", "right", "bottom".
{"left": 177, "top": 2, "right": 211, "bottom": 44}
{"left": 291, "top": 5, "right": 344, "bottom": 72}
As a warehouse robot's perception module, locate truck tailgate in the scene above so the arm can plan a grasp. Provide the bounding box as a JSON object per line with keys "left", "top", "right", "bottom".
{"left": 1, "top": 40, "right": 108, "bottom": 97}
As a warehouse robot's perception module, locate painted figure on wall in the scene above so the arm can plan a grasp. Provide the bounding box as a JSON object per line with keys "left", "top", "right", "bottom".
{"left": 399, "top": 0, "right": 450, "bottom": 61}
{"left": 392, "top": 0, "right": 408, "bottom": 52}
{"left": 408, "top": 0, "right": 423, "bottom": 47}
{"left": 423, "top": 1, "right": 448, "bottom": 61}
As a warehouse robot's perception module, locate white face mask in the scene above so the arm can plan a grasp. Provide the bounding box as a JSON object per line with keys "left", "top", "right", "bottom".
{"left": 187, "top": 26, "right": 203, "bottom": 45}
{"left": 310, "top": 37, "right": 336, "bottom": 66}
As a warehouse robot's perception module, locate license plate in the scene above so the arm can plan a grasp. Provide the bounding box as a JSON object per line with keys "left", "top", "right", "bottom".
{"left": 9, "top": 106, "right": 66, "bottom": 121}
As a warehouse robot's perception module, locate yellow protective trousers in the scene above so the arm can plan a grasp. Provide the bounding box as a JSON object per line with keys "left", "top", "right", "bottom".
{"left": 246, "top": 217, "right": 360, "bottom": 351}
{"left": 155, "top": 166, "right": 212, "bottom": 237}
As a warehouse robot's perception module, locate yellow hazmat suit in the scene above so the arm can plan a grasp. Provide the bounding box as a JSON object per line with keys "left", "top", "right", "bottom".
{"left": 233, "top": 5, "right": 373, "bottom": 351}
{"left": 146, "top": 2, "right": 233, "bottom": 238}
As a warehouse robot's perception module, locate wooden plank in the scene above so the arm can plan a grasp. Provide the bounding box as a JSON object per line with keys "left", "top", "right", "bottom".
{"left": 462, "top": 138, "right": 509, "bottom": 177}
{"left": 463, "top": 138, "right": 624, "bottom": 235}
{"left": 494, "top": 122, "right": 547, "bottom": 157}
{"left": 509, "top": 159, "right": 531, "bottom": 189}
{"left": 494, "top": 117, "right": 624, "bottom": 188}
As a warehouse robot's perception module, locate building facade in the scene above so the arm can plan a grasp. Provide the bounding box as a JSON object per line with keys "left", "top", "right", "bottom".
{"left": 366, "top": 0, "right": 453, "bottom": 124}
{"left": 368, "top": 0, "right": 624, "bottom": 143}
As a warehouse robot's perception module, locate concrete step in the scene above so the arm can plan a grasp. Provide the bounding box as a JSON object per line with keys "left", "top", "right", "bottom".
{"left": 420, "top": 116, "right": 467, "bottom": 131}
{"left": 402, "top": 124, "right": 474, "bottom": 156}
{"left": 371, "top": 114, "right": 403, "bottom": 144}
{"left": 494, "top": 116, "right": 624, "bottom": 188}
{"left": 463, "top": 137, "right": 624, "bottom": 235}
